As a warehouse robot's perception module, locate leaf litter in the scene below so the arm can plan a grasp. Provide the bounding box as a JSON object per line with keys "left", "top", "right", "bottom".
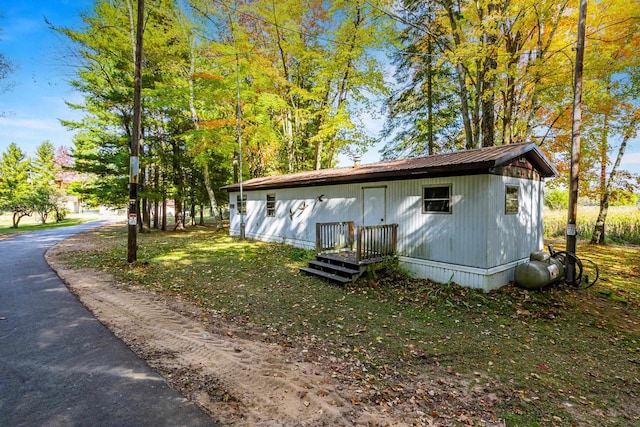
{"left": 48, "top": 225, "right": 640, "bottom": 426}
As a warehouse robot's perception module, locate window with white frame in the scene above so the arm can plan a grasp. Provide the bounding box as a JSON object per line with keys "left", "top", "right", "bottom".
{"left": 505, "top": 185, "right": 519, "bottom": 214}
{"left": 266, "top": 194, "right": 276, "bottom": 217}
{"left": 423, "top": 185, "right": 451, "bottom": 213}
{"left": 236, "top": 194, "right": 247, "bottom": 215}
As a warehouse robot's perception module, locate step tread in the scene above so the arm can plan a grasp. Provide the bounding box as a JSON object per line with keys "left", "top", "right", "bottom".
{"left": 308, "top": 260, "right": 360, "bottom": 275}
{"left": 300, "top": 267, "right": 353, "bottom": 284}
{"left": 315, "top": 255, "right": 360, "bottom": 270}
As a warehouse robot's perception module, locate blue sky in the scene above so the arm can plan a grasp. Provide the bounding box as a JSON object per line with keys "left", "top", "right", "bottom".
{"left": 0, "top": 1, "right": 638, "bottom": 175}
{"left": 0, "top": 0, "right": 93, "bottom": 158}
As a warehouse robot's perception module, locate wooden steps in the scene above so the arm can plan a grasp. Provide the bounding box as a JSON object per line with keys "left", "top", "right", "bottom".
{"left": 300, "top": 254, "right": 364, "bottom": 284}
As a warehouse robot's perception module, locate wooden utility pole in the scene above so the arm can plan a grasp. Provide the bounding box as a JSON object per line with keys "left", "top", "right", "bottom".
{"left": 128, "top": 0, "right": 144, "bottom": 263}
{"left": 566, "top": 0, "right": 587, "bottom": 283}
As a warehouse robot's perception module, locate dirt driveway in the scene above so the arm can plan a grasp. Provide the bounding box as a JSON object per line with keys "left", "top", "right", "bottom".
{"left": 46, "top": 232, "right": 504, "bottom": 427}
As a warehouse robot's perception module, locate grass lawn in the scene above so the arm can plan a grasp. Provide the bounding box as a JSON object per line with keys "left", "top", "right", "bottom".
{"left": 0, "top": 213, "right": 103, "bottom": 239}
{"left": 57, "top": 225, "right": 640, "bottom": 426}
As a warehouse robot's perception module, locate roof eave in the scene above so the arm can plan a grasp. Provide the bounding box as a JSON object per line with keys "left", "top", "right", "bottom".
{"left": 220, "top": 144, "right": 559, "bottom": 192}
{"left": 221, "top": 162, "right": 496, "bottom": 192}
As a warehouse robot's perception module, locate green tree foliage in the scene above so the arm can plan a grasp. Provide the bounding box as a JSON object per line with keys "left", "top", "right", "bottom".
{"left": 382, "top": 0, "right": 639, "bottom": 247}
{"left": 54, "top": 0, "right": 395, "bottom": 222}
{"left": 32, "top": 141, "right": 56, "bottom": 187}
{"left": 0, "top": 143, "right": 33, "bottom": 227}
{"left": 544, "top": 188, "right": 569, "bottom": 210}
{"left": 31, "top": 141, "right": 65, "bottom": 223}
{"left": 381, "top": 1, "right": 461, "bottom": 159}
{"left": 0, "top": 142, "right": 70, "bottom": 226}
{"left": 191, "top": 0, "right": 395, "bottom": 172}
{"left": 383, "top": 0, "right": 572, "bottom": 155}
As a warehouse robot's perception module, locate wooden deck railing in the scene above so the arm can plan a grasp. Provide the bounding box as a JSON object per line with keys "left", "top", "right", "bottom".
{"left": 315, "top": 221, "right": 354, "bottom": 254}
{"left": 356, "top": 224, "right": 398, "bottom": 262}
{"left": 316, "top": 221, "right": 398, "bottom": 263}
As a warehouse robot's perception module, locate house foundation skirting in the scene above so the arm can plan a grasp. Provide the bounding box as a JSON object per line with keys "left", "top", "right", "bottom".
{"left": 398, "top": 256, "right": 528, "bottom": 292}
{"left": 230, "top": 227, "right": 526, "bottom": 291}
{"left": 230, "top": 229, "right": 315, "bottom": 250}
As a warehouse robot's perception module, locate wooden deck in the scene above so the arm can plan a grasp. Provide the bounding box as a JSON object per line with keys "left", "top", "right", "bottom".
{"left": 301, "top": 222, "right": 398, "bottom": 284}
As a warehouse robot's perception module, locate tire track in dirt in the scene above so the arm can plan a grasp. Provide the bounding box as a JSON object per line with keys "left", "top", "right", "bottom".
{"left": 46, "top": 244, "right": 393, "bottom": 426}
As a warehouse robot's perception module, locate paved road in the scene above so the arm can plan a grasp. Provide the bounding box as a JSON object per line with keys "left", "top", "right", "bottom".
{"left": 0, "top": 221, "right": 216, "bottom": 427}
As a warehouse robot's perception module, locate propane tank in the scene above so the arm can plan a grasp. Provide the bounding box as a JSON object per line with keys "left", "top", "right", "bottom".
{"left": 515, "top": 251, "right": 565, "bottom": 290}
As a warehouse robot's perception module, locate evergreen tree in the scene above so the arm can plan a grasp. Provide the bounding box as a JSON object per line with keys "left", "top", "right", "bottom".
{"left": 31, "top": 141, "right": 60, "bottom": 223}
{"left": 0, "top": 143, "right": 32, "bottom": 227}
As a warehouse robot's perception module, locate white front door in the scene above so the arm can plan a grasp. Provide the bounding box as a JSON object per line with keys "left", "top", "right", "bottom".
{"left": 363, "top": 187, "right": 386, "bottom": 226}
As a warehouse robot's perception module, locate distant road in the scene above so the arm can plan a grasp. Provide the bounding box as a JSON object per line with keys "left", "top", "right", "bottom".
{"left": 0, "top": 221, "right": 215, "bottom": 427}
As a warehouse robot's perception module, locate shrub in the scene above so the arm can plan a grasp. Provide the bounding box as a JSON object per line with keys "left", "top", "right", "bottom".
{"left": 544, "top": 188, "right": 569, "bottom": 209}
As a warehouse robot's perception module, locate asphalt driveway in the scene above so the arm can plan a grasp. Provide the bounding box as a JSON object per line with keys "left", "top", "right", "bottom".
{"left": 0, "top": 221, "right": 215, "bottom": 427}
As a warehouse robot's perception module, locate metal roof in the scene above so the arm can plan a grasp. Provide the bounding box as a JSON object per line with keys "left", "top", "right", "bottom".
{"left": 222, "top": 142, "right": 558, "bottom": 192}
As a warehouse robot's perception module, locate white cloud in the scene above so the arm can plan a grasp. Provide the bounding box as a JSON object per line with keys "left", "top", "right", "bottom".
{"left": 0, "top": 117, "right": 59, "bottom": 131}
{"left": 0, "top": 116, "right": 76, "bottom": 155}
{"left": 620, "top": 151, "right": 640, "bottom": 165}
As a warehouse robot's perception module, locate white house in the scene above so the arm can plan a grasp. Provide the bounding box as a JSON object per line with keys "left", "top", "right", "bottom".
{"left": 222, "top": 143, "right": 558, "bottom": 291}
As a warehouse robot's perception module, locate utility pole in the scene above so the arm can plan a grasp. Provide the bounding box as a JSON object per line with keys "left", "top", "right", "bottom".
{"left": 566, "top": 0, "right": 587, "bottom": 283}
{"left": 128, "top": 0, "right": 144, "bottom": 263}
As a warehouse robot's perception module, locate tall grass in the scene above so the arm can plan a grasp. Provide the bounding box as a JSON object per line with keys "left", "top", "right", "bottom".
{"left": 544, "top": 205, "right": 640, "bottom": 244}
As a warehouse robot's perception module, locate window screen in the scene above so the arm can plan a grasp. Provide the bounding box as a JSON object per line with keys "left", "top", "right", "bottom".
{"left": 266, "top": 194, "right": 276, "bottom": 217}
{"left": 423, "top": 185, "right": 451, "bottom": 213}
{"left": 236, "top": 194, "right": 247, "bottom": 215}
{"left": 505, "top": 185, "right": 519, "bottom": 214}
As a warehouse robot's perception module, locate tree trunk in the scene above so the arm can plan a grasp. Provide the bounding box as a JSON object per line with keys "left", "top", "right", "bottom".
{"left": 174, "top": 198, "right": 185, "bottom": 231}
{"left": 472, "top": 66, "right": 481, "bottom": 149}
{"left": 153, "top": 199, "right": 159, "bottom": 229}
{"left": 427, "top": 29, "right": 435, "bottom": 155}
{"left": 161, "top": 197, "right": 167, "bottom": 231}
{"left": 185, "top": 35, "right": 222, "bottom": 228}
{"left": 591, "top": 200, "right": 608, "bottom": 245}
{"left": 444, "top": 0, "right": 474, "bottom": 149}
{"left": 153, "top": 164, "right": 159, "bottom": 229}
{"left": 314, "top": 140, "right": 323, "bottom": 170}
{"left": 590, "top": 110, "right": 638, "bottom": 244}
{"left": 284, "top": 110, "right": 294, "bottom": 172}
{"left": 481, "top": 68, "right": 495, "bottom": 147}
{"left": 202, "top": 163, "right": 221, "bottom": 227}
{"left": 480, "top": 1, "right": 498, "bottom": 147}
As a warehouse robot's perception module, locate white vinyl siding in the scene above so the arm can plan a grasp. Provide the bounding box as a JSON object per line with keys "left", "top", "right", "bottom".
{"left": 228, "top": 173, "right": 546, "bottom": 290}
